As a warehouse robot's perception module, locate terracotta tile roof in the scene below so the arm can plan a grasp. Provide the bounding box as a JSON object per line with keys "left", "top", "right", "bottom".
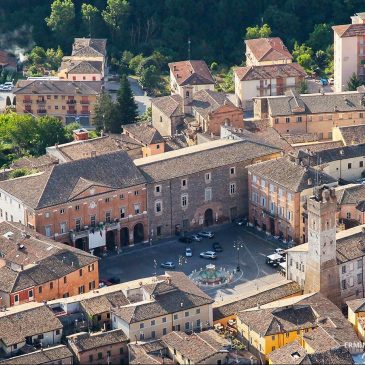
{"left": 162, "top": 330, "right": 229, "bottom": 364}
{"left": 59, "top": 59, "right": 103, "bottom": 74}
{"left": 0, "top": 51, "right": 17, "bottom": 69}
{"left": 72, "top": 38, "right": 107, "bottom": 56}
{"left": 14, "top": 80, "right": 102, "bottom": 95}
{"left": 303, "top": 326, "right": 340, "bottom": 352}
{"left": 168, "top": 60, "right": 214, "bottom": 86}
{"left": 0, "top": 221, "right": 97, "bottom": 293}
{"left": 122, "top": 123, "right": 164, "bottom": 145}
{"left": 337, "top": 184, "right": 365, "bottom": 205}
{"left": 80, "top": 291, "right": 130, "bottom": 316}
{"left": 69, "top": 329, "right": 127, "bottom": 352}
{"left": 213, "top": 281, "right": 301, "bottom": 320}
{"left": 12, "top": 155, "right": 58, "bottom": 170}
{"left": 164, "top": 135, "right": 188, "bottom": 151}
{"left": 333, "top": 24, "right": 365, "bottom": 37}
{"left": 128, "top": 340, "right": 171, "bottom": 365}
{"left": 245, "top": 37, "right": 293, "bottom": 63}
{"left": 307, "top": 347, "right": 355, "bottom": 365}
{"left": 0, "top": 150, "right": 146, "bottom": 209}
{"left": 336, "top": 230, "right": 365, "bottom": 264}
{"left": 50, "top": 136, "right": 122, "bottom": 162}
{"left": 267, "top": 340, "right": 308, "bottom": 364}
{"left": 151, "top": 94, "right": 183, "bottom": 117}
{"left": 237, "top": 305, "right": 317, "bottom": 336}
{"left": 136, "top": 140, "right": 280, "bottom": 182}
{"left": 335, "top": 124, "right": 365, "bottom": 145}
{"left": 293, "top": 141, "right": 344, "bottom": 153}
{"left": 191, "top": 89, "right": 238, "bottom": 120}
{"left": 247, "top": 157, "right": 336, "bottom": 192}
{"left": 347, "top": 298, "right": 365, "bottom": 313}
{"left": 0, "top": 345, "right": 73, "bottom": 365}
{"left": 234, "top": 63, "right": 306, "bottom": 81}
{"left": 0, "top": 305, "right": 62, "bottom": 346}
{"left": 267, "top": 91, "right": 365, "bottom": 116}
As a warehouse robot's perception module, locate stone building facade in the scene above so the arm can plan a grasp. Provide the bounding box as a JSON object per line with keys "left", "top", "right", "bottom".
{"left": 135, "top": 139, "right": 280, "bottom": 239}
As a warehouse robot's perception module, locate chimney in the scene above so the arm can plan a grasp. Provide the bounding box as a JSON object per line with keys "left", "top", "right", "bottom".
{"left": 73, "top": 128, "right": 89, "bottom": 141}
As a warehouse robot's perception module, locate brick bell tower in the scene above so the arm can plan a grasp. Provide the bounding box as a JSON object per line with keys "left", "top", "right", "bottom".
{"left": 304, "top": 186, "right": 341, "bottom": 307}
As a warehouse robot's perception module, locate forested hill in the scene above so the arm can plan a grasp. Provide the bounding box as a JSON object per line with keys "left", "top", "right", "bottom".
{"left": 0, "top": 0, "right": 363, "bottom": 65}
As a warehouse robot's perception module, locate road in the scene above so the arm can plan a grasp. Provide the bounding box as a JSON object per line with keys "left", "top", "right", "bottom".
{"left": 104, "top": 76, "right": 151, "bottom": 115}
{"left": 99, "top": 224, "right": 287, "bottom": 300}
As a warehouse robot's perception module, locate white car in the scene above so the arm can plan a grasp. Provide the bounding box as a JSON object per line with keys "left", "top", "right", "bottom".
{"left": 185, "top": 248, "right": 192, "bottom": 257}
{"left": 200, "top": 251, "right": 217, "bottom": 259}
{"left": 191, "top": 234, "right": 202, "bottom": 242}
{"left": 4, "top": 82, "right": 13, "bottom": 88}
{"left": 275, "top": 248, "right": 286, "bottom": 255}
{"left": 198, "top": 231, "right": 215, "bottom": 239}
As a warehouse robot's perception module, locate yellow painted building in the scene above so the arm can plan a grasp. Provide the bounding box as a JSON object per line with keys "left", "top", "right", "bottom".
{"left": 347, "top": 298, "right": 365, "bottom": 341}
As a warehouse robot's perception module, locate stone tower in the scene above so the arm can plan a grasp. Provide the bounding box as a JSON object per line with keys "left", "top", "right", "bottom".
{"left": 304, "top": 186, "right": 341, "bottom": 307}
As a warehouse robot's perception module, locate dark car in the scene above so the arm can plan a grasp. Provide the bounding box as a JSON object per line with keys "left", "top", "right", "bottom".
{"left": 212, "top": 242, "right": 223, "bottom": 252}
{"left": 234, "top": 218, "right": 247, "bottom": 226}
{"left": 179, "top": 236, "right": 193, "bottom": 243}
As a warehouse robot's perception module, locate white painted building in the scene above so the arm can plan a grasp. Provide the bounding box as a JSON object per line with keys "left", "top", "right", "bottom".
{"left": 333, "top": 13, "right": 365, "bottom": 92}
{"left": 0, "top": 187, "right": 26, "bottom": 224}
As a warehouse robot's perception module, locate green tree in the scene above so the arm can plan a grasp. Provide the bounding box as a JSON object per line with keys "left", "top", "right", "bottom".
{"left": 64, "top": 122, "right": 82, "bottom": 140}
{"left": 45, "top": 47, "right": 63, "bottom": 69}
{"left": 210, "top": 62, "right": 218, "bottom": 72}
{"left": 307, "top": 23, "right": 332, "bottom": 52}
{"left": 46, "top": 0, "right": 75, "bottom": 33}
{"left": 298, "top": 80, "right": 308, "bottom": 94}
{"left": 102, "top": 0, "right": 129, "bottom": 40}
{"left": 313, "top": 50, "right": 328, "bottom": 74}
{"left": 93, "top": 92, "right": 117, "bottom": 132}
{"left": 115, "top": 75, "right": 138, "bottom": 130}
{"left": 245, "top": 24, "right": 271, "bottom": 39}
{"left": 129, "top": 54, "right": 144, "bottom": 74}
{"left": 9, "top": 168, "right": 37, "bottom": 179}
{"left": 27, "top": 46, "right": 47, "bottom": 67}
{"left": 347, "top": 73, "right": 363, "bottom": 91}
{"left": 138, "top": 65, "right": 160, "bottom": 91}
{"left": 81, "top": 3, "right": 99, "bottom": 37}
{"left": 34, "top": 116, "right": 68, "bottom": 155}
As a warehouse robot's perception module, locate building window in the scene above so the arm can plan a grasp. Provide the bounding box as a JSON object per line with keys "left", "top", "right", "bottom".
{"left": 151, "top": 320, "right": 155, "bottom": 326}
{"left": 105, "top": 211, "right": 111, "bottom": 223}
{"left": 230, "top": 183, "right": 236, "bottom": 195}
{"left": 155, "top": 185, "right": 161, "bottom": 194}
{"left": 91, "top": 215, "right": 96, "bottom": 227}
{"left": 230, "top": 167, "right": 236, "bottom": 175}
{"left": 98, "top": 353, "right": 102, "bottom": 360}
{"left": 60, "top": 222, "right": 67, "bottom": 234}
{"left": 162, "top": 317, "right": 167, "bottom": 323}
{"left": 348, "top": 163, "right": 352, "bottom": 169}
{"left": 78, "top": 285, "right": 85, "bottom": 294}
{"left": 39, "top": 286, "right": 43, "bottom": 294}
{"left": 157, "top": 226, "right": 162, "bottom": 236}
{"left": 119, "top": 348, "right": 124, "bottom": 355}
{"left": 181, "top": 194, "right": 188, "bottom": 207}
{"left": 196, "top": 308, "right": 200, "bottom": 314}
{"left": 346, "top": 212, "right": 351, "bottom": 219}
{"left": 105, "top": 197, "right": 110, "bottom": 203}
{"left": 75, "top": 205, "right": 80, "bottom": 211}
{"left": 261, "top": 179, "right": 266, "bottom": 188}
{"left": 45, "top": 212, "right": 50, "bottom": 218}
{"left": 287, "top": 193, "right": 292, "bottom": 202}
{"left": 358, "top": 259, "right": 362, "bottom": 269}
{"left": 269, "top": 184, "right": 275, "bottom": 193}
{"left": 155, "top": 201, "right": 162, "bottom": 213}
{"left": 89, "top": 355, "right": 93, "bottom": 363}
{"left": 60, "top": 208, "right": 65, "bottom": 214}
{"left": 120, "top": 194, "right": 125, "bottom": 199}
{"left": 360, "top": 161, "right": 364, "bottom": 168}
{"left": 205, "top": 172, "right": 211, "bottom": 182}
{"left": 45, "top": 225, "right": 52, "bottom": 237}
{"left": 140, "top": 323, "right": 144, "bottom": 329}
{"left": 89, "top": 281, "right": 95, "bottom": 290}
{"left": 185, "top": 322, "right": 190, "bottom": 330}
{"left": 181, "top": 179, "right": 187, "bottom": 188}
{"left": 285, "top": 117, "right": 290, "bottom": 123}
{"left": 173, "top": 314, "right": 178, "bottom": 320}
{"left": 134, "top": 204, "right": 141, "bottom": 214}
{"left": 274, "top": 118, "right": 279, "bottom": 124}
{"left": 260, "top": 196, "right": 266, "bottom": 207}
{"left": 14, "top": 294, "right": 19, "bottom": 303}
{"left": 163, "top": 328, "right": 167, "bottom": 335}
{"left": 140, "top": 333, "right": 144, "bottom": 340}
{"left": 119, "top": 207, "right": 125, "bottom": 219}
{"left": 151, "top": 331, "right": 156, "bottom": 338}
{"left": 29, "top": 289, "right": 33, "bottom": 298}
{"left": 342, "top": 279, "right": 347, "bottom": 290}
{"left": 88, "top": 264, "right": 94, "bottom": 272}
{"left": 360, "top": 112, "right": 364, "bottom": 118}
{"left": 296, "top": 116, "right": 302, "bottom": 123}
{"left": 205, "top": 188, "right": 212, "bottom": 201}
{"left": 134, "top": 190, "right": 139, "bottom": 196}
{"left": 64, "top": 276, "right": 67, "bottom": 284}
{"left": 50, "top": 282, "right": 53, "bottom": 290}
{"left": 79, "top": 269, "right": 83, "bottom": 277}
{"left": 358, "top": 273, "right": 363, "bottom": 284}
{"left": 252, "top": 175, "right": 257, "bottom": 183}
{"left": 185, "top": 311, "right": 189, "bottom": 317}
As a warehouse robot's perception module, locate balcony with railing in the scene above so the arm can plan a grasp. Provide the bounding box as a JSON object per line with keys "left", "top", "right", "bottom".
{"left": 37, "top": 109, "right": 47, "bottom": 115}
{"left": 36, "top": 99, "right": 46, "bottom": 104}
{"left": 70, "top": 219, "right": 121, "bottom": 242}
{"left": 80, "top": 99, "right": 90, "bottom": 105}
{"left": 66, "top": 99, "right": 77, "bottom": 105}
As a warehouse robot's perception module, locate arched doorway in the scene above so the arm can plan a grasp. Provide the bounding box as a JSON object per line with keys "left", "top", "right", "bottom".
{"left": 204, "top": 209, "right": 214, "bottom": 226}
{"left": 106, "top": 231, "right": 115, "bottom": 251}
{"left": 133, "top": 223, "right": 144, "bottom": 244}
{"left": 120, "top": 227, "right": 129, "bottom": 246}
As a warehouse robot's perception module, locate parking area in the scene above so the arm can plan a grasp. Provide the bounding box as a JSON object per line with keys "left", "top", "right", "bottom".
{"left": 99, "top": 224, "right": 288, "bottom": 300}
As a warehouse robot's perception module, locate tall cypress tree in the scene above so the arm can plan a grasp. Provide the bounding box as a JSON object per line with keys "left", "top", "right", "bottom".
{"left": 114, "top": 74, "right": 138, "bottom": 130}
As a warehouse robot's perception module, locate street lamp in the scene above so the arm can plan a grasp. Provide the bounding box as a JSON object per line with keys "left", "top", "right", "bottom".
{"left": 233, "top": 241, "right": 244, "bottom": 272}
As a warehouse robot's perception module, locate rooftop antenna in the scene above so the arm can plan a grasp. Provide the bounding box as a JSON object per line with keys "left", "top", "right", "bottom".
{"left": 188, "top": 38, "right": 191, "bottom": 60}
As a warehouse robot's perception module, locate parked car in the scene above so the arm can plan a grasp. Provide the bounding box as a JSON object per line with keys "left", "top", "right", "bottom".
{"left": 179, "top": 236, "right": 193, "bottom": 243}
{"left": 212, "top": 242, "right": 223, "bottom": 252}
{"left": 160, "top": 261, "right": 176, "bottom": 269}
{"left": 234, "top": 218, "right": 247, "bottom": 226}
{"left": 185, "top": 248, "right": 192, "bottom": 257}
{"left": 200, "top": 251, "right": 217, "bottom": 259}
{"left": 275, "top": 248, "right": 285, "bottom": 255}
{"left": 4, "top": 82, "right": 13, "bottom": 88}
{"left": 191, "top": 234, "right": 203, "bottom": 242}
{"left": 99, "top": 279, "right": 113, "bottom": 287}
{"left": 266, "top": 253, "right": 284, "bottom": 267}
{"left": 198, "top": 231, "right": 215, "bottom": 239}
{"left": 2, "top": 85, "right": 12, "bottom": 91}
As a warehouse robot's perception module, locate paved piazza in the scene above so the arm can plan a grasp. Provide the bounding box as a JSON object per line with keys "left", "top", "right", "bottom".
{"left": 99, "top": 224, "right": 288, "bottom": 301}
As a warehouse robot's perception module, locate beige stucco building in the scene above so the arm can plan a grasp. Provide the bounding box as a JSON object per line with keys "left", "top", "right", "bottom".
{"left": 13, "top": 79, "right": 101, "bottom": 127}
{"left": 333, "top": 13, "right": 365, "bottom": 92}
